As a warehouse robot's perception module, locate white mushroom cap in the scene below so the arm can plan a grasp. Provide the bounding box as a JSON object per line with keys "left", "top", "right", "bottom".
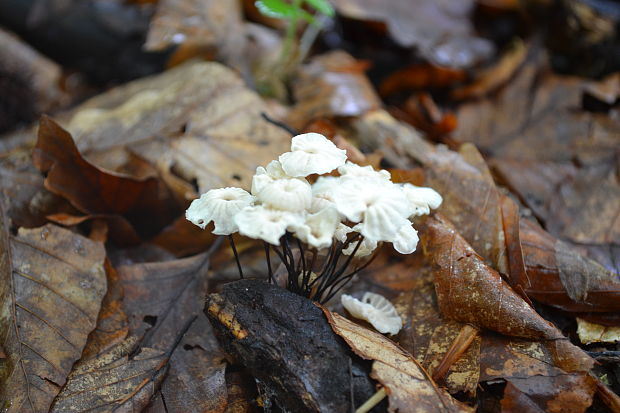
{"left": 185, "top": 187, "right": 254, "bottom": 235}
{"left": 291, "top": 207, "right": 340, "bottom": 249}
{"left": 251, "top": 166, "right": 273, "bottom": 196}
{"left": 400, "top": 183, "right": 443, "bottom": 217}
{"left": 338, "top": 161, "right": 391, "bottom": 181}
{"left": 279, "top": 133, "right": 347, "bottom": 177}
{"left": 257, "top": 178, "right": 312, "bottom": 212}
{"left": 392, "top": 222, "right": 419, "bottom": 254}
{"left": 341, "top": 292, "right": 402, "bottom": 335}
{"left": 234, "top": 205, "right": 304, "bottom": 245}
{"left": 333, "top": 177, "right": 411, "bottom": 241}
{"left": 309, "top": 175, "right": 340, "bottom": 213}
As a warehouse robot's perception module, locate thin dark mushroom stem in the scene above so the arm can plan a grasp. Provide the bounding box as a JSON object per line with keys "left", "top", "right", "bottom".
{"left": 228, "top": 234, "right": 244, "bottom": 279}
{"left": 264, "top": 241, "right": 273, "bottom": 284}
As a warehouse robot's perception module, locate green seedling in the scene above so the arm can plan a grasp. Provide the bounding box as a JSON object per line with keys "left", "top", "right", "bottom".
{"left": 254, "top": 0, "right": 335, "bottom": 99}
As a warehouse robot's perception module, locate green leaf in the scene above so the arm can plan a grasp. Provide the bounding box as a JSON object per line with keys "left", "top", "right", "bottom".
{"left": 304, "top": 0, "right": 335, "bottom": 17}
{"left": 255, "top": 0, "right": 300, "bottom": 19}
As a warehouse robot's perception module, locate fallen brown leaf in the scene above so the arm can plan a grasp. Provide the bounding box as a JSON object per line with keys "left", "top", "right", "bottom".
{"left": 80, "top": 260, "right": 129, "bottom": 361}
{"left": 324, "top": 309, "right": 474, "bottom": 412}
{"left": 394, "top": 284, "right": 481, "bottom": 396}
{"left": 501, "top": 374, "right": 597, "bottom": 413}
{"left": 50, "top": 336, "right": 168, "bottom": 413}
{"left": 59, "top": 62, "right": 291, "bottom": 198}
{"left": 118, "top": 243, "right": 227, "bottom": 410}
{"left": 33, "top": 116, "right": 179, "bottom": 238}
{"left": 287, "top": 51, "right": 381, "bottom": 130}
{"left": 455, "top": 52, "right": 619, "bottom": 165}
{"left": 0, "top": 217, "right": 107, "bottom": 412}
{"left": 519, "top": 219, "right": 620, "bottom": 313}
{"left": 420, "top": 214, "right": 594, "bottom": 372}
{"left": 145, "top": 0, "right": 246, "bottom": 72}
{"left": 331, "top": 0, "right": 478, "bottom": 65}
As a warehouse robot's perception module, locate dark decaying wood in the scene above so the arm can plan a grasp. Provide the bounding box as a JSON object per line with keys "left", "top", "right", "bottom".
{"left": 205, "top": 279, "right": 380, "bottom": 413}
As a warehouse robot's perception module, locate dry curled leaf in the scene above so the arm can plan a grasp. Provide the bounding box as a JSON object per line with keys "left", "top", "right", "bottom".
{"left": 324, "top": 310, "right": 474, "bottom": 413}
{"left": 33, "top": 116, "right": 179, "bottom": 239}
{"left": 0, "top": 218, "right": 106, "bottom": 413}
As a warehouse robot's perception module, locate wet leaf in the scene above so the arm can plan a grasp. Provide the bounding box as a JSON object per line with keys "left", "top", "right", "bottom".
{"left": 0, "top": 218, "right": 107, "bottom": 412}
{"left": 324, "top": 310, "right": 474, "bottom": 412}
{"left": 288, "top": 51, "right": 381, "bottom": 129}
{"left": 331, "top": 0, "right": 476, "bottom": 64}
{"left": 33, "top": 116, "right": 179, "bottom": 238}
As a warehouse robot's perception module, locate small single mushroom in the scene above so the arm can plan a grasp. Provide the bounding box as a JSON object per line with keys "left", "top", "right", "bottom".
{"left": 341, "top": 292, "right": 402, "bottom": 335}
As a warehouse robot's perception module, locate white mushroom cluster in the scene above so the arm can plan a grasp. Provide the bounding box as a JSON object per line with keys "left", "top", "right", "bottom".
{"left": 186, "top": 132, "right": 442, "bottom": 255}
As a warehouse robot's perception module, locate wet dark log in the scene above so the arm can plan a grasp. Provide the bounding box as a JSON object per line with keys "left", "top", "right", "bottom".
{"left": 205, "top": 279, "right": 379, "bottom": 413}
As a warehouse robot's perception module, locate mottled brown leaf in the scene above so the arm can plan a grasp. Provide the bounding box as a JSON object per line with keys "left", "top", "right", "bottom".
{"left": 288, "top": 51, "right": 381, "bottom": 129}
{"left": 421, "top": 214, "right": 594, "bottom": 372}
{"left": 50, "top": 337, "right": 167, "bottom": 413}
{"left": 155, "top": 316, "right": 227, "bottom": 413}
{"left": 324, "top": 310, "right": 474, "bottom": 413}
{"left": 394, "top": 285, "right": 481, "bottom": 396}
{"left": 0, "top": 218, "right": 107, "bottom": 413}
{"left": 33, "top": 117, "right": 179, "bottom": 238}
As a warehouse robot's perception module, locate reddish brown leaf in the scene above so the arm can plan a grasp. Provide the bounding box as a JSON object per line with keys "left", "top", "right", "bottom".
{"left": 420, "top": 214, "right": 594, "bottom": 372}
{"left": 47, "top": 213, "right": 141, "bottom": 247}
{"left": 0, "top": 217, "right": 107, "bottom": 413}
{"left": 501, "top": 374, "right": 597, "bottom": 413}
{"left": 324, "top": 310, "right": 474, "bottom": 413}
{"left": 519, "top": 219, "right": 620, "bottom": 313}
{"left": 380, "top": 65, "right": 467, "bottom": 96}
{"left": 33, "top": 116, "right": 179, "bottom": 238}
